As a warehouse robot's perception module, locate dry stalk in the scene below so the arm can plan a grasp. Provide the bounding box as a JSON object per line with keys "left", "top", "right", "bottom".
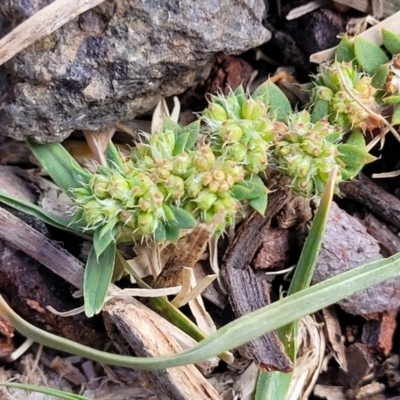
{"left": 336, "top": 66, "right": 400, "bottom": 143}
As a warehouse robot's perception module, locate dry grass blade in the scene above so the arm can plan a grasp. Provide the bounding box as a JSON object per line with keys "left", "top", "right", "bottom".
{"left": 83, "top": 128, "right": 116, "bottom": 167}
{"left": 0, "top": 0, "right": 106, "bottom": 67}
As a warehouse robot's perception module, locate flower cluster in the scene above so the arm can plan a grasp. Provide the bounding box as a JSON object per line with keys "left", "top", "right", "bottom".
{"left": 70, "top": 76, "right": 377, "bottom": 243}
{"left": 311, "top": 61, "right": 379, "bottom": 131}
{"left": 71, "top": 118, "right": 268, "bottom": 242}
{"left": 202, "top": 90, "right": 274, "bottom": 175}
{"left": 273, "top": 111, "right": 344, "bottom": 196}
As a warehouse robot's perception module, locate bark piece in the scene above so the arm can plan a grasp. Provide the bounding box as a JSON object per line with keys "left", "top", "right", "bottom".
{"left": 313, "top": 202, "right": 400, "bottom": 315}
{"left": 344, "top": 344, "right": 375, "bottom": 389}
{"left": 358, "top": 212, "right": 400, "bottom": 256}
{"left": 221, "top": 190, "right": 293, "bottom": 372}
{"left": 103, "top": 297, "right": 221, "bottom": 400}
{"left": 0, "top": 0, "right": 270, "bottom": 142}
{"left": 0, "top": 233, "right": 107, "bottom": 348}
{"left": 340, "top": 174, "right": 400, "bottom": 230}
{"left": 252, "top": 227, "right": 291, "bottom": 269}
{"left": 362, "top": 310, "right": 397, "bottom": 356}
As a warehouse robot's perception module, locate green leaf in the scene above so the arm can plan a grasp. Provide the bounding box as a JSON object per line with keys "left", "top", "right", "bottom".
{"left": 383, "top": 95, "right": 400, "bottom": 105}
{"left": 256, "top": 168, "right": 336, "bottom": 400}
{"left": 234, "top": 85, "right": 246, "bottom": 107}
{"left": 0, "top": 382, "right": 91, "bottom": 400}
{"left": 336, "top": 35, "right": 355, "bottom": 63}
{"left": 163, "top": 204, "right": 175, "bottom": 221}
{"left": 231, "top": 179, "right": 266, "bottom": 201}
{"left": 392, "top": 103, "right": 400, "bottom": 125}
{"left": 0, "top": 190, "right": 86, "bottom": 232}
{"left": 84, "top": 242, "right": 116, "bottom": 317}
{"left": 27, "top": 141, "right": 91, "bottom": 191}
{"left": 372, "top": 64, "right": 389, "bottom": 89}
{"left": 173, "top": 129, "right": 190, "bottom": 156}
{"left": 354, "top": 37, "right": 390, "bottom": 75}
{"left": 311, "top": 99, "right": 329, "bottom": 123}
{"left": 165, "top": 223, "right": 180, "bottom": 243}
{"left": 106, "top": 141, "right": 124, "bottom": 171}
{"left": 382, "top": 28, "right": 400, "bottom": 55}
{"left": 169, "top": 205, "right": 197, "bottom": 229}
{"left": 249, "top": 193, "right": 268, "bottom": 215}
{"left": 345, "top": 129, "right": 366, "bottom": 147}
{"left": 252, "top": 81, "right": 269, "bottom": 99}
{"left": 337, "top": 143, "right": 376, "bottom": 169}
{"left": 183, "top": 120, "right": 200, "bottom": 151}
{"left": 154, "top": 221, "right": 167, "bottom": 243}
{"left": 93, "top": 227, "right": 115, "bottom": 258}
{"left": 162, "top": 118, "right": 180, "bottom": 132}
{"left": 4, "top": 244, "right": 400, "bottom": 370}
{"left": 265, "top": 81, "right": 292, "bottom": 121}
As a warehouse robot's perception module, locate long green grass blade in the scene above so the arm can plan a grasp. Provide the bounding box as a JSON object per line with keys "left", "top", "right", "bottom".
{"left": 0, "top": 189, "right": 74, "bottom": 230}
{"left": 84, "top": 242, "right": 116, "bottom": 317}
{"left": 256, "top": 169, "right": 336, "bottom": 400}
{"left": 2, "top": 249, "right": 400, "bottom": 370}
{"left": 0, "top": 382, "right": 90, "bottom": 400}
{"left": 27, "top": 141, "right": 91, "bottom": 191}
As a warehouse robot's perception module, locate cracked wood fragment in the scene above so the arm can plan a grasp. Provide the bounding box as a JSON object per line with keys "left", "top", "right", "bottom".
{"left": 340, "top": 173, "right": 400, "bottom": 230}
{"left": 221, "top": 190, "right": 293, "bottom": 372}
{"left": 103, "top": 297, "right": 221, "bottom": 400}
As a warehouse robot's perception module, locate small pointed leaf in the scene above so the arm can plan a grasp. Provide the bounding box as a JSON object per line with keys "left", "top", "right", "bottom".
{"left": 392, "top": 103, "right": 400, "bottom": 125}
{"left": 372, "top": 64, "right": 389, "bottom": 89}
{"left": 234, "top": 85, "right": 246, "bottom": 107}
{"left": 383, "top": 95, "right": 400, "bottom": 105}
{"left": 264, "top": 81, "right": 292, "bottom": 121}
{"left": 154, "top": 221, "right": 167, "bottom": 243}
{"left": 249, "top": 194, "right": 268, "bottom": 215}
{"left": 382, "top": 28, "right": 400, "bottom": 55}
{"left": 311, "top": 99, "right": 329, "bottom": 123}
{"left": 354, "top": 37, "right": 389, "bottom": 75}
{"left": 336, "top": 35, "right": 355, "bottom": 63}
{"left": 165, "top": 223, "right": 180, "bottom": 243}
{"left": 106, "top": 141, "right": 124, "bottom": 171}
{"left": 84, "top": 242, "right": 116, "bottom": 317}
{"left": 169, "top": 205, "right": 197, "bottom": 229}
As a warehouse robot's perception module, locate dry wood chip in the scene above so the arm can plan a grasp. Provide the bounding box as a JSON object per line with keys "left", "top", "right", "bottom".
{"left": 359, "top": 213, "right": 400, "bottom": 256}
{"left": 103, "top": 297, "right": 221, "bottom": 400}
{"left": 340, "top": 174, "right": 400, "bottom": 230}
{"left": 154, "top": 225, "right": 212, "bottom": 288}
{"left": 362, "top": 310, "right": 397, "bottom": 355}
{"left": 322, "top": 307, "right": 347, "bottom": 371}
{"left": 344, "top": 343, "right": 375, "bottom": 389}
{"left": 222, "top": 190, "right": 293, "bottom": 372}
{"left": 313, "top": 384, "right": 346, "bottom": 400}
{"left": 252, "top": 228, "right": 291, "bottom": 269}
{"left": 49, "top": 356, "right": 87, "bottom": 386}
{"left": 0, "top": 206, "right": 84, "bottom": 289}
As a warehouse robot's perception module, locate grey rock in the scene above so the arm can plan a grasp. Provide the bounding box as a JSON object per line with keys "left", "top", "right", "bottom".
{"left": 312, "top": 202, "right": 400, "bottom": 315}
{"left": 0, "top": 0, "right": 270, "bottom": 143}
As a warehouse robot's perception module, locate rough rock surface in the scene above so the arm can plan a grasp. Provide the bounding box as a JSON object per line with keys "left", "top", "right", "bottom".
{"left": 0, "top": 0, "right": 270, "bottom": 143}
{"left": 313, "top": 202, "right": 400, "bottom": 315}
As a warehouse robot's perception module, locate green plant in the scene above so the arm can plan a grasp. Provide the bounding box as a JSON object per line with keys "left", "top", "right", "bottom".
{"left": 3, "top": 28, "right": 400, "bottom": 400}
